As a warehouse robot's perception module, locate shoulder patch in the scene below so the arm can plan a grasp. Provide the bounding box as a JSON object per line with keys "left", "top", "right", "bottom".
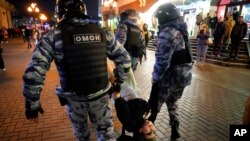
{"left": 73, "top": 33, "right": 101, "bottom": 44}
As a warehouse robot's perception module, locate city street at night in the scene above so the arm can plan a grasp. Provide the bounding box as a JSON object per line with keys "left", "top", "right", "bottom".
{"left": 1, "top": 0, "right": 250, "bottom": 141}
{"left": 0, "top": 38, "right": 249, "bottom": 141}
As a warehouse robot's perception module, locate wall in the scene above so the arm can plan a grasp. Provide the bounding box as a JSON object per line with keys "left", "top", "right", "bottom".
{"left": 0, "top": 6, "right": 9, "bottom": 28}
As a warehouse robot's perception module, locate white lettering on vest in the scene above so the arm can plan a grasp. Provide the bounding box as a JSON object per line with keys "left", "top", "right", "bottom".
{"left": 74, "top": 34, "right": 101, "bottom": 44}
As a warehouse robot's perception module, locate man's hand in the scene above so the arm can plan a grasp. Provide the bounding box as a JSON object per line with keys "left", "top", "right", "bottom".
{"left": 25, "top": 100, "right": 44, "bottom": 123}
{"left": 109, "top": 76, "right": 116, "bottom": 84}
{"left": 113, "top": 91, "right": 121, "bottom": 99}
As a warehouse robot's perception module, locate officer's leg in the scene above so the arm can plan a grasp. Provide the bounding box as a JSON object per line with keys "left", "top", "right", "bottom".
{"left": 166, "top": 87, "right": 185, "bottom": 140}
{"left": 88, "top": 95, "right": 115, "bottom": 141}
{"left": 66, "top": 99, "right": 90, "bottom": 141}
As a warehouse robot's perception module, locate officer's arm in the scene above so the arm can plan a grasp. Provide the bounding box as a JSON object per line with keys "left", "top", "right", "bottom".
{"left": 115, "top": 24, "right": 127, "bottom": 46}
{"left": 152, "top": 29, "right": 180, "bottom": 83}
{"left": 106, "top": 30, "right": 131, "bottom": 84}
{"left": 23, "top": 33, "right": 55, "bottom": 108}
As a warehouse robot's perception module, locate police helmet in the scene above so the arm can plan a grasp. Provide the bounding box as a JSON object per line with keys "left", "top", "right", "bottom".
{"left": 154, "top": 3, "right": 180, "bottom": 25}
{"left": 55, "top": 0, "right": 86, "bottom": 20}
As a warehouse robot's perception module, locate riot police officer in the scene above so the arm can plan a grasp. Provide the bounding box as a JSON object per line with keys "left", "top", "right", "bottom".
{"left": 22, "top": 0, "right": 131, "bottom": 140}
{"left": 116, "top": 9, "right": 145, "bottom": 71}
{"left": 147, "top": 3, "right": 192, "bottom": 140}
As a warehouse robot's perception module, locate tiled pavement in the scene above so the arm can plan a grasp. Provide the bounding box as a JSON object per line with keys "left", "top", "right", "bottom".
{"left": 0, "top": 38, "right": 249, "bottom": 141}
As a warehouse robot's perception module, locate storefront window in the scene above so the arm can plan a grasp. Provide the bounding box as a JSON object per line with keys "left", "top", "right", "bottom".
{"left": 242, "top": 4, "right": 250, "bottom": 37}
{"left": 217, "top": 5, "right": 226, "bottom": 18}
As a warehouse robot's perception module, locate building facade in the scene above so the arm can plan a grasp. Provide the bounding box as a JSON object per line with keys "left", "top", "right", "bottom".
{"left": 101, "top": 0, "right": 250, "bottom": 38}
{"left": 0, "top": 0, "right": 14, "bottom": 28}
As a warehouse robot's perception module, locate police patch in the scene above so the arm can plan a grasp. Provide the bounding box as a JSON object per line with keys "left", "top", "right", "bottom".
{"left": 73, "top": 33, "right": 101, "bottom": 44}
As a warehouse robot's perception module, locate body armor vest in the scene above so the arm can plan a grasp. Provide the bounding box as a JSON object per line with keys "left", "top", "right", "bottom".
{"left": 159, "top": 25, "right": 193, "bottom": 66}
{"left": 59, "top": 22, "right": 108, "bottom": 95}
{"left": 124, "top": 23, "right": 142, "bottom": 57}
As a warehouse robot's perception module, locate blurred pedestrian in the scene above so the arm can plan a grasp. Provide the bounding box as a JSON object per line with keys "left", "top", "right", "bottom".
{"left": 196, "top": 24, "right": 210, "bottom": 65}
{"left": 223, "top": 15, "right": 235, "bottom": 49}
{"left": 142, "top": 23, "right": 149, "bottom": 61}
{"left": 194, "top": 12, "right": 203, "bottom": 37}
{"left": 213, "top": 17, "right": 225, "bottom": 58}
{"left": 25, "top": 27, "right": 33, "bottom": 49}
{"left": 229, "top": 16, "right": 247, "bottom": 60}
{"left": 116, "top": 9, "right": 145, "bottom": 71}
{"left": 210, "top": 11, "right": 218, "bottom": 38}
{"left": 233, "top": 7, "right": 239, "bottom": 24}
{"left": 22, "top": 0, "right": 131, "bottom": 140}
{"left": 148, "top": 3, "right": 192, "bottom": 140}
{"left": 0, "top": 45, "right": 6, "bottom": 71}
{"left": 204, "top": 13, "right": 211, "bottom": 31}
{"left": 2, "top": 27, "right": 8, "bottom": 43}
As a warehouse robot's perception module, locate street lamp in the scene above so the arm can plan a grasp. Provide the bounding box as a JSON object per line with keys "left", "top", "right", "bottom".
{"left": 40, "top": 14, "right": 47, "bottom": 22}
{"left": 27, "top": 3, "right": 40, "bottom": 29}
{"left": 40, "top": 14, "right": 47, "bottom": 34}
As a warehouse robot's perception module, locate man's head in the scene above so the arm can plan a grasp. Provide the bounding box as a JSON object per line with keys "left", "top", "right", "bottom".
{"left": 154, "top": 3, "right": 180, "bottom": 25}
{"left": 124, "top": 9, "right": 138, "bottom": 19}
{"left": 55, "top": 0, "right": 86, "bottom": 21}
{"left": 139, "top": 120, "right": 156, "bottom": 140}
{"left": 239, "top": 16, "right": 244, "bottom": 23}
{"left": 119, "top": 11, "right": 129, "bottom": 22}
{"left": 218, "top": 17, "right": 224, "bottom": 22}
{"left": 233, "top": 7, "right": 238, "bottom": 13}
{"left": 121, "top": 9, "right": 139, "bottom": 23}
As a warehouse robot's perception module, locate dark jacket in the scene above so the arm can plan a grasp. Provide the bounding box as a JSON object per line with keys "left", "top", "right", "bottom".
{"left": 213, "top": 22, "right": 225, "bottom": 40}
{"left": 197, "top": 30, "right": 210, "bottom": 45}
{"left": 230, "top": 22, "right": 248, "bottom": 41}
{"left": 210, "top": 16, "right": 218, "bottom": 29}
{"left": 115, "top": 97, "right": 150, "bottom": 141}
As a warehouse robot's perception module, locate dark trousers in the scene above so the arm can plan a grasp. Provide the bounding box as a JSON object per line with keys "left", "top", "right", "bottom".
{"left": 148, "top": 83, "right": 185, "bottom": 126}
{"left": 27, "top": 36, "right": 32, "bottom": 48}
{"left": 0, "top": 53, "right": 5, "bottom": 69}
{"left": 213, "top": 38, "right": 222, "bottom": 55}
{"left": 229, "top": 40, "right": 241, "bottom": 58}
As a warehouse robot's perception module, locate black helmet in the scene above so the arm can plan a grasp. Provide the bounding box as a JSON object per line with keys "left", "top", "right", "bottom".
{"left": 154, "top": 3, "right": 180, "bottom": 25}
{"left": 55, "top": 0, "right": 86, "bottom": 20}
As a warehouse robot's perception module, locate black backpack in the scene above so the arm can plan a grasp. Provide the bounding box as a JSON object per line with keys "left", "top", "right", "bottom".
{"left": 125, "top": 23, "right": 143, "bottom": 58}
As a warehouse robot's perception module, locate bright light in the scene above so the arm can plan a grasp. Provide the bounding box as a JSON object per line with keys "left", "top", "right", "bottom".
{"left": 109, "top": 0, "right": 114, "bottom": 4}
{"left": 40, "top": 14, "right": 47, "bottom": 21}
{"left": 112, "top": 1, "right": 117, "bottom": 8}
{"left": 141, "top": 0, "right": 171, "bottom": 27}
{"left": 35, "top": 7, "right": 39, "bottom": 13}
{"left": 104, "top": 1, "right": 109, "bottom": 7}
{"left": 27, "top": 7, "right": 32, "bottom": 12}
{"left": 31, "top": 3, "right": 37, "bottom": 9}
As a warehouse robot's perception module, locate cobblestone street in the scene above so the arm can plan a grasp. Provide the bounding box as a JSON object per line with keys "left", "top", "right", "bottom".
{"left": 0, "top": 38, "right": 249, "bottom": 141}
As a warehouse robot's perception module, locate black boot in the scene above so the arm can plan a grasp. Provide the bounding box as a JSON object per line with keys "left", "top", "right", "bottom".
{"left": 171, "top": 121, "right": 180, "bottom": 140}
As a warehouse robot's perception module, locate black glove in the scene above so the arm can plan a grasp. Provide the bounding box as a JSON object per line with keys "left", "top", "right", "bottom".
{"left": 113, "top": 69, "right": 123, "bottom": 84}
{"left": 25, "top": 101, "right": 44, "bottom": 119}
